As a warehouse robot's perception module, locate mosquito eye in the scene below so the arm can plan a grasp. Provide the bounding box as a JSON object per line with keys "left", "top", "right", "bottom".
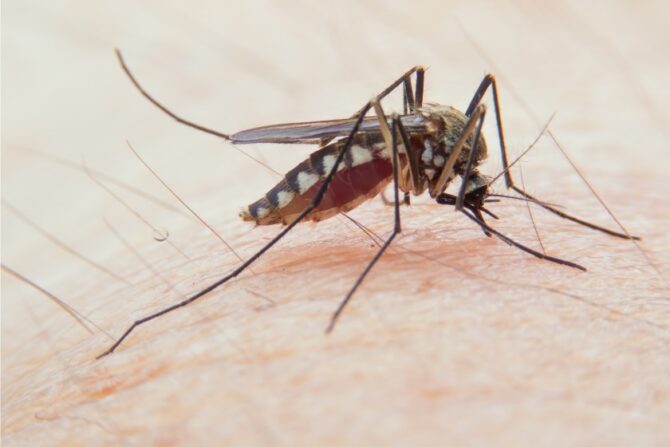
{"left": 464, "top": 175, "right": 487, "bottom": 194}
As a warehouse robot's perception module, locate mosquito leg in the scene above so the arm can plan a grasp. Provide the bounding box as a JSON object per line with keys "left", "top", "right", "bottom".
{"left": 465, "top": 74, "right": 512, "bottom": 188}
{"left": 326, "top": 116, "right": 403, "bottom": 333}
{"left": 403, "top": 78, "right": 414, "bottom": 115}
{"left": 460, "top": 208, "right": 587, "bottom": 271}
{"left": 511, "top": 187, "right": 640, "bottom": 240}
{"left": 414, "top": 67, "right": 425, "bottom": 109}
{"left": 466, "top": 73, "right": 638, "bottom": 240}
{"left": 455, "top": 108, "right": 487, "bottom": 210}
{"left": 371, "top": 98, "right": 413, "bottom": 204}
{"left": 435, "top": 193, "right": 492, "bottom": 238}
{"left": 315, "top": 67, "right": 423, "bottom": 150}
{"left": 392, "top": 66, "right": 424, "bottom": 113}
{"left": 395, "top": 111, "right": 422, "bottom": 194}
{"left": 452, "top": 105, "right": 490, "bottom": 237}
{"left": 115, "top": 49, "right": 232, "bottom": 141}
{"left": 402, "top": 65, "right": 425, "bottom": 112}
{"left": 351, "top": 66, "right": 425, "bottom": 118}
{"left": 97, "top": 101, "right": 376, "bottom": 358}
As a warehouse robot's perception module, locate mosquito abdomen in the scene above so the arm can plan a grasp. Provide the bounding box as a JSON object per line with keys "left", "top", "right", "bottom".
{"left": 240, "top": 138, "right": 393, "bottom": 225}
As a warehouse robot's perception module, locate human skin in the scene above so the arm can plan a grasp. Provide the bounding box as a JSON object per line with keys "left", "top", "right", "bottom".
{"left": 2, "top": 1, "right": 669, "bottom": 446}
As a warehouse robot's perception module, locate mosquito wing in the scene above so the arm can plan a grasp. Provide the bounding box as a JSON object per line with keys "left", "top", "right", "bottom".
{"left": 229, "top": 113, "right": 431, "bottom": 145}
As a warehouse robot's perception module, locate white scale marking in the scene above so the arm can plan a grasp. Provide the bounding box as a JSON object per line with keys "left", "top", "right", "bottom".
{"left": 255, "top": 206, "right": 270, "bottom": 218}
{"left": 321, "top": 154, "right": 341, "bottom": 175}
{"left": 350, "top": 145, "right": 373, "bottom": 166}
{"left": 421, "top": 142, "right": 433, "bottom": 164}
{"left": 276, "top": 190, "right": 296, "bottom": 207}
{"left": 296, "top": 171, "right": 319, "bottom": 194}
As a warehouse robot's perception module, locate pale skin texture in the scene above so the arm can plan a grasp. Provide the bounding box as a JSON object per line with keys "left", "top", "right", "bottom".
{"left": 3, "top": 1, "right": 670, "bottom": 446}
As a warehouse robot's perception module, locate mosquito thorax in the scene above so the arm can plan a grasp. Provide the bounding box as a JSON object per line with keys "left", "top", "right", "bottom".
{"left": 417, "top": 103, "right": 488, "bottom": 196}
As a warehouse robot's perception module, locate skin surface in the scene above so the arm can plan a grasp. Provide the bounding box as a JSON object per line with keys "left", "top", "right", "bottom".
{"left": 3, "top": 1, "right": 669, "bottom": 446}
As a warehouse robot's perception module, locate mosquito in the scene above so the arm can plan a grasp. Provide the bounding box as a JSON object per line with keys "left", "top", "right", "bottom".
{"left": 98, "top": 50, "right": 637, "bottom": 358}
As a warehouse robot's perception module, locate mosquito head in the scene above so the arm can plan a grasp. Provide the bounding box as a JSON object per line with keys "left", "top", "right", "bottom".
{"left": 435, "top": 173, "right": 491, "bottom": 209}
{"left": 463, "top": 173, "right": 491, "bottom": 207}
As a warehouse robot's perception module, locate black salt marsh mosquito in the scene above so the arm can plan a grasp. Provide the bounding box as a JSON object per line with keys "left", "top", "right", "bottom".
{"left": 98, "top": 50, "right": 638, "bottom": 358}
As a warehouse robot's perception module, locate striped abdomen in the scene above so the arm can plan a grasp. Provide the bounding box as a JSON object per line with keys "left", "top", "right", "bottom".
{"left": 240, "top": 135, "right": 393, "bottom": 225}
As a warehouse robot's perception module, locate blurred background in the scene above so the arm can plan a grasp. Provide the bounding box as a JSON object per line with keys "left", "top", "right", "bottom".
{"left": 3, "top": 1, "right": 669, "bottom": 446}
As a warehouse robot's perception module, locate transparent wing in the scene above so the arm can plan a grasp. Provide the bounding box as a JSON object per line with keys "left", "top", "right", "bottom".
{"left": 229, "top": 113, "right": 430, "bottom": 145}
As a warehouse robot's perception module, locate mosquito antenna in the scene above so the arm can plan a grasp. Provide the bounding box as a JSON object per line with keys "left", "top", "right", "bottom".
{"left": 2, "top": 264, "right": 113, "bottom": 339}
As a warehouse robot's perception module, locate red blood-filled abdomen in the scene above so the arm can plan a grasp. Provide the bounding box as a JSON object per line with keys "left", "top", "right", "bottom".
{"left": 279, "top": 157, "right": 393, "bottom": 223}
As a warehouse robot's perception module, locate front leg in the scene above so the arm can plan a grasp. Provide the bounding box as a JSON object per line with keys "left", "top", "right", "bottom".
{"left": 466, "top": 73, "right": 638, "bottom": 240}
{"left": 326, "top": 113, "right": 404, "bottom": 332}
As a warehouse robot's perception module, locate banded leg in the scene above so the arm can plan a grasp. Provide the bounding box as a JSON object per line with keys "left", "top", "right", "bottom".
{"left": 326, "top": 113, "right": 403, "bottom": 333}
{"left": 466, "top": 74, "right": 637, "bottom": 240}
{"left": 98, "top": 99, "right": 378, "bottom": 358}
